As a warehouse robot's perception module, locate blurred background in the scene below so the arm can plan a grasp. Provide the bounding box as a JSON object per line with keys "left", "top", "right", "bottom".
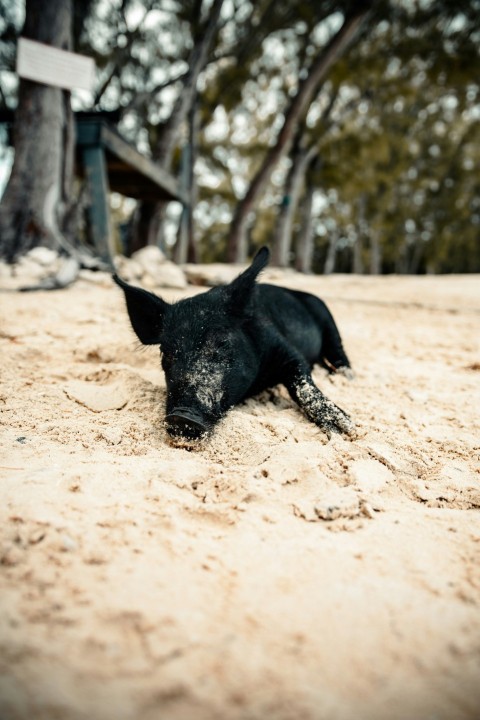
{"left": 0, "top": 0, "right": 479, "bottom": 274}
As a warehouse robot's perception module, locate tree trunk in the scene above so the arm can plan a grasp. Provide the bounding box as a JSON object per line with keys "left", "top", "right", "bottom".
{"left": 409, "top": 237, "right": 425, "bottom": 274}
{"left": 271, "top": 140, "right": 318, "bottom": 267}
{"left": 174, "top": 95, "right": 199, "bottom": 264}
{"left": 295, "top": 181, "right": 315, "bottom": 273}
{"left": 395, "top": 239, "right": 408, "bottom": 274}
{"left": 352, "top": 239, "right": 364, "bottom": 274}
{"left": 226, "top": 4, "right": 371, "bottom": 264}
{"left": 130, "top": 202, "right": 163, "bottom": 255}
{"left": 0, "top": 0, "right": 74, "bottom": 262}
{"left": 324, "top": 233, "right": 338, "bottom": 274}
{"left": 132, "top": 0, "right": 225, "bottom": 253}
{"left": 369, "top": 230, "right": 382, "bottom": 274}
{"left": 353, "top": 192, "right": 367, "bottom": 274}
{"left": 155, "top": 0, "right": 224, "bottom": 168}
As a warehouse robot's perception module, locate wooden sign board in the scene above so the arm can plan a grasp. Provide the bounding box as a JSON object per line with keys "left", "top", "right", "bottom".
{"left": 17, "top": 37, "right": 95, "bottom": 92}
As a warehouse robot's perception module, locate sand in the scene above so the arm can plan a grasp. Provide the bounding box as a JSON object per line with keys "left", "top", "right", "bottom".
{"left": 0, "top": 269, "right": 479, "bottom": 720}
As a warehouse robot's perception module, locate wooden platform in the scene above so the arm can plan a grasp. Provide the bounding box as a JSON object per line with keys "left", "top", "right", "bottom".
{"left": 76, "top": 119, "right": 183, "bottom": 203}
{"left": 76, "top": 117, "right": 185, "bottom": 265}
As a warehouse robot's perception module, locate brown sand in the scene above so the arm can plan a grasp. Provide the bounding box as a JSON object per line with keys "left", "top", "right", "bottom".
{"left": 1, "top": 270, "right": 479, "bottom": 720}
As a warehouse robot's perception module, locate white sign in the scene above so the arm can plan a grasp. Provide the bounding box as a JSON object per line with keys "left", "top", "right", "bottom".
{"left": 17, "top": 37, "right": 95, "bottom": 92}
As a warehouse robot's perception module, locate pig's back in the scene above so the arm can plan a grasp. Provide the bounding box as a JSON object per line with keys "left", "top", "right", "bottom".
{"left": 255, "top": 284, "right": 324, "bottom": 365}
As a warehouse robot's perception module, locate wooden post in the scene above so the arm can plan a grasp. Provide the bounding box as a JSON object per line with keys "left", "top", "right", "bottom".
{"left": 82, "top": 145, "right": 114, "bottom": 266}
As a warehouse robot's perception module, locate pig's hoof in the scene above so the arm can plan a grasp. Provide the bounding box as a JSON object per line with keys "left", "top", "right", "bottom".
{"left": 165, "top": 409, "right": 208, "bottom": 441}
{"left": 332, "top": 415, "right": 357, "bottom": 438}
{"left": 337, "top": 365, "right": 355, "bottom": 381}
{"left": 319, "top": 404, "right": 356, "bottom": 438}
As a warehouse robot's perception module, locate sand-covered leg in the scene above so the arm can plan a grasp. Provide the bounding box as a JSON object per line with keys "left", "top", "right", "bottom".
{"left": 284, "top": 364, "right": 355, "bottom": 437}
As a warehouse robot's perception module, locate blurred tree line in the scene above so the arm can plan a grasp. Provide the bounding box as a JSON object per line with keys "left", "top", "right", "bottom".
{"left": 0, "top": 0, "right": 478, "bottom": 274}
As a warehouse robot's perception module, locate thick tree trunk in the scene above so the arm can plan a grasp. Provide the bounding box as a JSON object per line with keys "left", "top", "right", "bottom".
{"left": 133, "top": 0, "right": 224, "bottom": 253}
{"left": 226, "top": 4, "right": 371, "bottom": 264}
{"left": 0, "top": 0, "right": 74, "bottom": 262}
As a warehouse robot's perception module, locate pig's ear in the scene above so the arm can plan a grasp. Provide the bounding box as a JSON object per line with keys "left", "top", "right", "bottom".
{"left": 113, "top": 275, "right": 168, "bottom": 345}
{"left": 227, "top": 246, "right": 269, "bottom": 312}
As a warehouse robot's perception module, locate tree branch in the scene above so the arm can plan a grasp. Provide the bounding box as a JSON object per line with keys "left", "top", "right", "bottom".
{"left": 226, "top": 3, "right": 373, "bottom": 262}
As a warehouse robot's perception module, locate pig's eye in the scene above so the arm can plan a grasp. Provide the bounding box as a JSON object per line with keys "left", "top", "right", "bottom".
{"left": 215, "top": 338, "right": 231, "bottom": 353}
{"left": 211, "top": 341, "right": 230, "bottom": 361}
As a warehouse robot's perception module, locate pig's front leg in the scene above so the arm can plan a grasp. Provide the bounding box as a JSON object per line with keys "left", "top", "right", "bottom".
{"left": 282, "top": 360, "right": 355, "bottom": 437}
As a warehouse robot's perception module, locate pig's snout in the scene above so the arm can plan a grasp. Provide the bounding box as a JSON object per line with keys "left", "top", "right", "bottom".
{"left": 165, "top": 408, "right": 208, "bottom": 441}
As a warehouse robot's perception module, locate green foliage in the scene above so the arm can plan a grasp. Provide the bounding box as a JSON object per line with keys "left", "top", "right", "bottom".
{"left": 283, "top": 2, "right": 480, "bottom": 273}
